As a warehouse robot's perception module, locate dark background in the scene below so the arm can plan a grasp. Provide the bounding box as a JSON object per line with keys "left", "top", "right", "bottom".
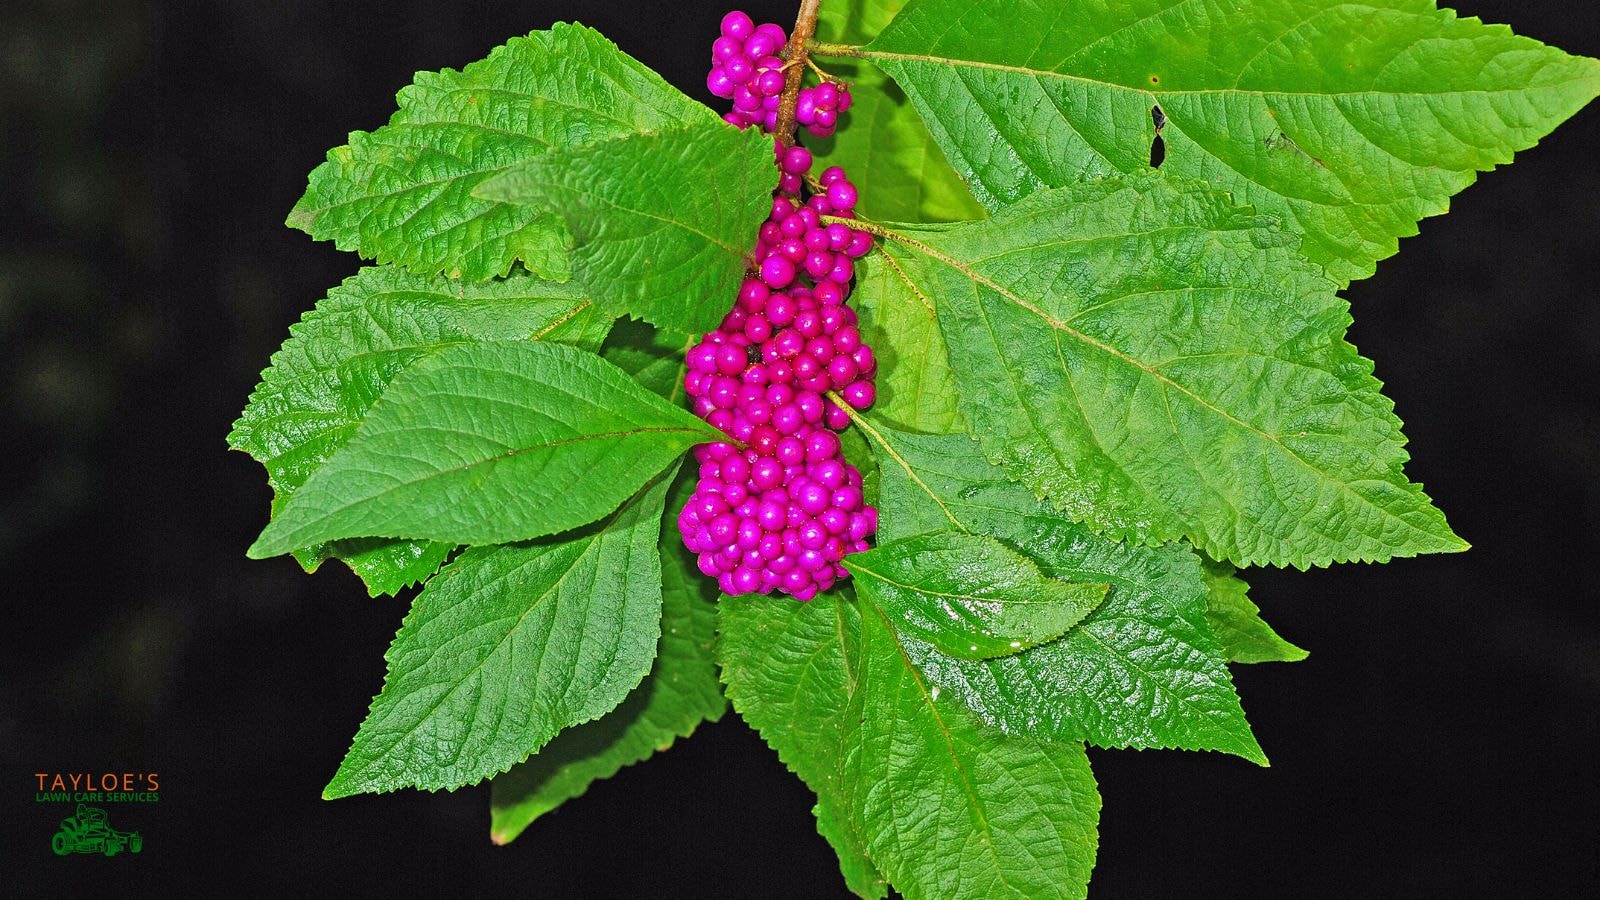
{"left": 3, "top": 0, "right": 1596, "bottom": 895}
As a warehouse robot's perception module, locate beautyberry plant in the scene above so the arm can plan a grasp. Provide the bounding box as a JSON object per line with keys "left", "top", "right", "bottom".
{"left": 231, "top": 1, "right": 1598, "bottom": 896}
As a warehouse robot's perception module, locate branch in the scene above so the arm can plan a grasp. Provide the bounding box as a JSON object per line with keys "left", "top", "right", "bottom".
{"left": 775, "top": 0, "right": 825, "bottom": 150}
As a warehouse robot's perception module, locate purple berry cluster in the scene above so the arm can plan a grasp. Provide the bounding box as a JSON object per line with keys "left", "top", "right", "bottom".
{"left": 706, "top": 11, "right": 852, "bottom": 138}
{"left": 680, "top": 32, "right": 881, "bottom": 599}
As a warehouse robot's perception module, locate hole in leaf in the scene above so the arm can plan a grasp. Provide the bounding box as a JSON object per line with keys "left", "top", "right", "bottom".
{"left": 1150, "top": 105, "right": 1166, "bottom": 168}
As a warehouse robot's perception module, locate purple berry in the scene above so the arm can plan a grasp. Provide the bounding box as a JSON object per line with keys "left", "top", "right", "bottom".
{"left": 721, "top": 10, "right": 755, "bottom": 39}
{"left": 760, "top": 255, "right": 796, "bottom": 288}
{"left": 823, "top": 403, "right": 850, "bottom": 430}
{"left": 707, "top": 67, "right": 736, "bottom": 98}
{"left": 795, "top": 89, "right": 817, "bottom": 124}
{"left": 745, "top": 31, "right": 781, "bottom": 59}
{"left": 776, "top": 436, "right": 806, "bottom": 466}
{"left": 842, "top": 380, "right": 876, "bottom": 410}
{"left": 782, "top": 146, "right": 812, "bottom": 175}
{"left": 826, "top": 180, "right": 858, "bottom": 211}
{"left": 805, "top": 429, "right": 841, "bottom": 462}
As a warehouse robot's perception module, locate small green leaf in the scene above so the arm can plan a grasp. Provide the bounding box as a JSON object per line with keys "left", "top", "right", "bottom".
{"left": 288, "top": 23, "right": 715, "bottom": 280}
{"left": 248, "top": 341, "right": 719, "bottom": 558}
{"left": 476, "top": 124, "right": 775, "bottom": 335}
{"left": 865, "top": 0, "right": 1600, "bottom": 283}
{"left": 228, "top": 266, "right": 609, "bottom": 593}
{"left": 1203, "top": 559, "right": 1308, "bottom": 664}
{"left": 489, "top": 473, "right": 725, "bottom": 843}
{"left": 720, "top": 592, "right": 1101, "bottom": 900}
{"left": 297, "top": 538, "right": 454, "bottom": 599}
{"left": 845, "top": 531, "right": 1107, "bottom": 660}
{"left": 324, "top": 464, "right": 678, "bottom": 798}
{"left": 852, "top": 250, "right": 966, "bottom": 433}
{"left": 810, "top": 0, "right": 984, "bottom": 223}
{"left": 858, "top": 418, "right": 1266, "bottom": 764}
{"left": 873, "top": 172, "right": 1465, "bottom": 568}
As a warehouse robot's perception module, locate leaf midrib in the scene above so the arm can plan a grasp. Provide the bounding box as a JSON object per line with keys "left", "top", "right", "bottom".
{"left": 855, "top": 45, "right": 1595, "bottom": 100}
{"left": 849, "top": 559, "right": 1091, "bottom": 610}
{"left": 281, "top": 425, "right": 701, "bottom": 535}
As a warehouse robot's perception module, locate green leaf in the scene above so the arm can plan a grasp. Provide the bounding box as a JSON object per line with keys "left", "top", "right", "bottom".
{"left": 871, "top": 172, "right": 1465, "bottom": 568}
{"left": 228, "top": 266, "right": 610, "bottom": 594}
{"left": 862, "top": 0, "right": 1600, "bottom": 283}
{"left": 810, "top": 0, "right": 984, "bottom": 222}
{"left": 299, "top": 538, "right": 454, "bottom": 599}
{"left": 857, "top": 418, "right": 1266, "bottom": 764}
{"left": 476, "top": 124, "right": 774, "bottom": 335}
{"left": 845, "top": 531, "right": 1107, "bottom": 660}
{"left": 288, "top": 24, "right": 715, "bottom": 280}
{"left": 600, "top": 318, "right": 693, "bottom": 402}
{"left": 848, "top": 602, "right": 1100, "bottom": 899}
{"left": 489, "top": 473, "right": 725, "bottom": 843}
{"left": 718, "top": 593, "right": 888, "bottom": 900}
{"left": 1202, "top": 559, "right": 1308, "bottom": 664}
{"left": 248, "top": 341, "right": 719, "bottom": 558}
{"left": 720, "top": 592, "right": 1101, "bottom": 900}
{"left": 323, "top": 464, "right": 678, "bottom": 798}
{"left": 853, "top": 250, "right": 966, "bottom": 433}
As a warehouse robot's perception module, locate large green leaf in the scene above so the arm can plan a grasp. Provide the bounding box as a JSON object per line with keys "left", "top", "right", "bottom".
{"left": 288, "top": 24, "right": 715, "bottom": 280}
{"left": 845, "top": 531, "right": 1107, "bottom": 660}
{"left": 476, "top": 124, "right": 774, "bottom": 335}
{"left": 247, "top": 341, "right": 718, "bottom": 558}
{"left": 857, "top": 417, "right": 1266, "bottom": 764}
{"left": 859, "top": 0, "right": 1600, "bottom": 283}
{"left": 323, "top": 465, "right": 677, "bottom": 798}
{"left": 489, "top": 475, "right": 725, "bottom": 842}
{"left": 870, "top": 173, "right": 1464, "bottom": 568}
{"left": 810, "top": 0, "right": 984, "bottom": 222}
{"left": 720, "top": 592, "right": 1101, "bottom": 900}
{"left": 1202, "top": 559, "right": 1308, "bottom": 664}
{"left": 852, "top": 250, "right": 966, "bottom": 433}
{"left": 228, "top": 266, "right": 610, "bottom": 594}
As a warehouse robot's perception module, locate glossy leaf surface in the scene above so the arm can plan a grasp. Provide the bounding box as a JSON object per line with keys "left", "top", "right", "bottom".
{"left": 229, "top": 266, "right": 609, "bottom": 593}
{"left": 324, "top": 467, "right": 677, "bottom": 798}
{"left": 845, "top": 531, "right": 1107, "bottom": 659}
{"left": 865, "top": 0, "right": 1600, "bottom": 282}
{"left": 289, "top": 24, "right": 714, "bottom": 280}
{"left": 248, "top": 342, "right": 718, "bottom": 556}
{"left": 873, "top": 173, "right": 1464, "bottom": 568}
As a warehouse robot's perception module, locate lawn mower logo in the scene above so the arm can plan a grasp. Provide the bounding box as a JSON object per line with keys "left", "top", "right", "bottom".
{"left": 51, "top": 804, "right": 143, "bottom": 857}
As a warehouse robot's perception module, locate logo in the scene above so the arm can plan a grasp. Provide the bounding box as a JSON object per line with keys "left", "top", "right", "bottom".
{"left": 34, "top": 772, "right": 159, "bottom": 857}
{"left": 50, "top": 804, "right": 143, "bottom": 857}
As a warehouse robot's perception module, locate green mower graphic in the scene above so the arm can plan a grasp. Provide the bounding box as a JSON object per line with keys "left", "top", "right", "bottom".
{"left": 51, "top": 804, "right": 142, "bottom": 856}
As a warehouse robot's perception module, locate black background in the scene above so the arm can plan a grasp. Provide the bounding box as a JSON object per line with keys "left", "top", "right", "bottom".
{"left": 3, "top": 0, "right": 1597, "bottom": 895}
